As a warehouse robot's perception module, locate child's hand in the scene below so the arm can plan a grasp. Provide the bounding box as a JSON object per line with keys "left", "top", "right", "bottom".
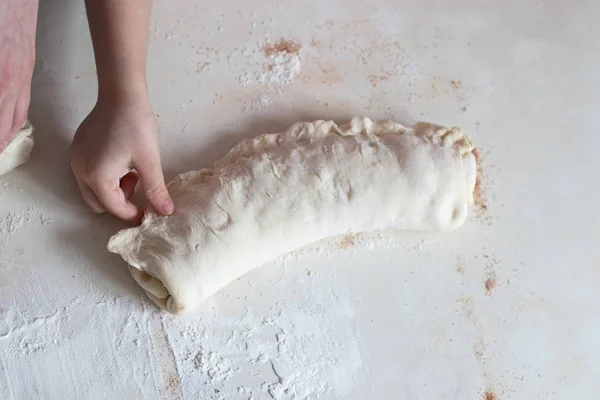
{"left": 70, "top": 94, "right": 174, "bottom": 222}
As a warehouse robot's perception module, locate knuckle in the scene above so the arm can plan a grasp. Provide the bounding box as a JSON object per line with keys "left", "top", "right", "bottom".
{"left": 144, "top": 184, "right": 167, "bottom": 200}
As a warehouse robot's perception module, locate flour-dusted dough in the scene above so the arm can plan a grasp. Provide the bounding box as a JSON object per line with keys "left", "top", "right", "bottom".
{"left": 108, "top": 117, "right": 477, "bottom": 314}
{"left": 0, "top": 121, "right": 35, "bottom": 176}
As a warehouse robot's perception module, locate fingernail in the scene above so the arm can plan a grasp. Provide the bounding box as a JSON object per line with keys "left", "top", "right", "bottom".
{"left": 163, "top": 200, "right": 175, "bottom": 215}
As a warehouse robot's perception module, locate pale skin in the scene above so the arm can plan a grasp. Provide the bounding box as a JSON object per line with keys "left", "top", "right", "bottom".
{"left": 0, "top": 0, "right": 174, "bottom": 223}
{"left": 0, "top": 0, "right": 36, "bottom": 153}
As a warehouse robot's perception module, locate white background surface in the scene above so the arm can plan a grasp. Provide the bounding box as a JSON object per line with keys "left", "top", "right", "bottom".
{"left": 1, "top": 1, "right": 599, "bottom": 399}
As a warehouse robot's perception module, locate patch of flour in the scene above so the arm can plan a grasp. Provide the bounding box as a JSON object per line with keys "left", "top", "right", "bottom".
{"left": 0, "top": 297, "right": 165, "bottom": 398}
{"left": 243, "top": 94, "right": 273, "bottom": 114}
{"left": 231, "top": 38, "right": 303, "bottom": 88}
{"left": 238, "top": 52, "right": 301, "bottom": 87}
{"left": 1, "top": 180, "right": 24, "bottom": 192}
{"left": 166, "top": 279, "right": 364, "bottom": 399}
{"left": 0, "top": 206, "right": 54, "bottom": 245}
{"left": 192, "top": 347, "right": 238, "bottom": 382}
{"left": 276, "top": 231, "right": 402, "bottom": 265}
{"left": 0, "top": 207, "right": 35, "bottom": 244}
{"left": 405, "top": 237, "right": 441, "bottom": 255}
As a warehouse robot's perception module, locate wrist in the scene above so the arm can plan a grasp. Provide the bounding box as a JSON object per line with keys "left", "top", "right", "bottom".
{"left": 97, "top": 80, "right": 151, "bottom": 109}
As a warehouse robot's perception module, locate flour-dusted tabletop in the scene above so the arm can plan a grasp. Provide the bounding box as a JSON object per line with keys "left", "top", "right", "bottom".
{"left": 1, "top": 1, "right": 598, "bottom": 399}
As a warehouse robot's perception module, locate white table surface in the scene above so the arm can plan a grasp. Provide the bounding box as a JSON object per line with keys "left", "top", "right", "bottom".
{"left": 1, "top": 1, "right": 599, "bottom": 399}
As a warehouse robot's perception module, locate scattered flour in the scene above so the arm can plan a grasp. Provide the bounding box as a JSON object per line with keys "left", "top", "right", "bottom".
{"left": 0, "top": 297, "right": 168, "bottom": 399}
{"left": 2, "top": 181, "right": 23, "bottom": 192}
{"left": 192, "top": 347, "right": 238, "bottom": 382}
{"left": 39, "top": 214, "right": 52, "bottom": 225}
{"left": 234, "top": 39, "right": 303, "bottom": 88}
{"left": 243, "top": 94, "right": 273, "bottom": 114}
{"left": 276, "top": 231, "right": 403, "bottom": 265}
{"left": 0, "top": 213, "right": 26, "bottom": 236}
{"left": 238, "top": 52, "right": 301, "bottom": 87}
{"left": 165, "top": 277, "right": 364, "bottom": 399}
{"left": 0, "top": 207, "right": 35, "bottom": 244}
{"left": 405, "top": 237, "right": 441, "bottom": 255}
{"left": 0, "top": 206, "right": 53, "bottom": 244}
{"left": 0, "top": 223, "right": 453, "bottom": 399}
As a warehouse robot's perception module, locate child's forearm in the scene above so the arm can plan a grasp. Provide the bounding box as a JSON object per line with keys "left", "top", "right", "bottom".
{"left": 84, "top": 0, "right": 153, "bottom": 103}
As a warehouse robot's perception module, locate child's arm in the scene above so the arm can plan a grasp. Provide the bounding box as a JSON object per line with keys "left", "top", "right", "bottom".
{"left": 71, "top": 0, "right": 174, "bottom": 222}
{"left": 0, "top": 0, "right": 37, "bottom": 153}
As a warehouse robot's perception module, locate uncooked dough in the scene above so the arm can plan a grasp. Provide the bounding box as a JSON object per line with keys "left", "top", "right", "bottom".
{"left": 0, "top": 121, "right": 35, "bottom": 176}
{"left": 108, "top": 117, "right": 477, "bottom": 314}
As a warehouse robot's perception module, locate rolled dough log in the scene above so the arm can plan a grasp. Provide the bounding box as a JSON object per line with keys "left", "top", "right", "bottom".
{"left": 108, "top": 117, "right": 476, "bottom": 314}
{"left": 0, "top": 121, "right": 35, "bottom": 176}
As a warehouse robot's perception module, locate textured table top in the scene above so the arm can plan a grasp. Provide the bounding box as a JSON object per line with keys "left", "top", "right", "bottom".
{"left": 1, "top": 1, "right": 598, "bottom": 399}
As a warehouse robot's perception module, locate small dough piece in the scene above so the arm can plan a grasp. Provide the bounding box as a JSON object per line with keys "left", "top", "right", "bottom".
{"left": 108, "top": 117, "right": 476, "bottom": 314}
{"left": 0, "top": 121, "right": 35, "bottom": 176}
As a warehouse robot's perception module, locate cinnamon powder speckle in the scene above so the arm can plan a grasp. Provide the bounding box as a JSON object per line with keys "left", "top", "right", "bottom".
{"left": 263, "top": 38, "right": 302, "bottom": 56}
{"left": 485, "top": 278, "right": 496, "bottom": 293}
{"left": 167, "top": 375, "right": 181, "bottom": 391}
{"left": 310, "top": 39, "right": 322, "bottom": 47}
{"left": 196, "top": 61, "right": 210, "bottom": 73}
{"left": 368, "top": 72, "right": 393, "bottom": 87}
{"left": 339, "top": 234, "right": 356, "bottom": 250}
{"left": 485, "top": 391, "right": 498, "bottom": 400}
{"left": 472, "top": 149, "right": 488, "bottom": 219}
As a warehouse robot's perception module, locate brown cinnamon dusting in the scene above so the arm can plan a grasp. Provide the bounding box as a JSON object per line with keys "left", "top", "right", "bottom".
{"left": 263, "top": 38, "right": 302, "bottom": 56}
{"left": 485, "top": 278, "right": 496, "bottom": 293}
{"left": 483, "top": 255, "right": 500, "bottom": 294}
{"left": 368, "top": 72, "right": 393, "bottom": 87}
{"left": 196, "top": 61, "right": 210, "bottom": 72}
{"left": 339, "top": 234, "right": 356, "bottom": 249}
{"left": 167, "top": 375, "right": 181, "bottom": 391}
{"left": 485, "top": 391, "right": 498, "bottom": 400}
{"left": 450, "top": 79, "right": 462, "bottom": 88}
{"left": 472, "top": 148, "right": 488, "bottom": 219}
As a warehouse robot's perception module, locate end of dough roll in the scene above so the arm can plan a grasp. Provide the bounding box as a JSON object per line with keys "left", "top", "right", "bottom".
{"left": 0, "top": 121, "right": 35, "bottom": 176}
